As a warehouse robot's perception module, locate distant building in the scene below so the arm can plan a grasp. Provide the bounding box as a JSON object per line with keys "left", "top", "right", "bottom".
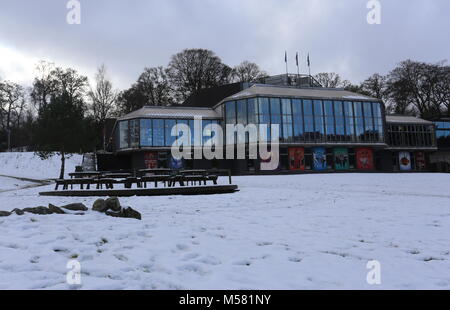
{"left": 100, "top": 75, "right": 439, "bottom": 174}
{"left": 430, "top": 118, "right": 450, "bottom": 172}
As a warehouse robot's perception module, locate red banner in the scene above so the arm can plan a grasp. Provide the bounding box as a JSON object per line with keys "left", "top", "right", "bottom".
{"left": 289, "top": 148, "right": 305, "bottom": 171}
{"left": 356, "top": 148, "right": 374, "bottom": 170}
{"left": 415, "top": 152, "right": 426, "bottom": 170}
{"left": 144, "top": 152, "right": 158, "bottom": 169}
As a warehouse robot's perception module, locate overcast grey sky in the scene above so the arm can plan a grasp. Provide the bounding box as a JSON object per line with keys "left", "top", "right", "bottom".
{"left": 0, "top": 0, "right": 449, "bottom": 89}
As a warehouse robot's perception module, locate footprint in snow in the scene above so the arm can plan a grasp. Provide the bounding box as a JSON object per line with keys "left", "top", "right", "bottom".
{"left": 257, "top": 241, "right": 273, "bottom": 247}
{"left": 288, "top": 256, "right": 302, "bottom": 263}
{"left": 178, "top": 264, "right": 208, "bottom": 275}
{"left": 175, "top": 244, "right": 189, "bottom": 251}
{"left": 182, "top": 253, "right": 200, "bottom": 261}
{"left": 198, "top": 256, "right": 222, "bottom": 266}
{"left": 114, "top": 254, "right": 128, "bottom": 262}
{"left": 233, "top": 260, "right": 252, "bottom": 266}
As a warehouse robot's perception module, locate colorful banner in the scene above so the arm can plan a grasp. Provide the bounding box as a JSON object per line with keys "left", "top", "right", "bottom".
{"left": 399, "top": 152, "right": 412, "bottom": 171}
{"left": 313, "top": 147, "right": 327, "bottom": 171}
{"left": 415, "top": 152, "right": 426, "bottom": 171}
{"left": 334, "top": 148, "right": 350, "bottom": 170}
{"left": 144, "top": 152, "right": 158, "bottom": 169}
{"left": 289, "top": 148, "right": 305, "bottom": 171}
{"left": 356, "top": 148, "right": 374, "bottom": 170}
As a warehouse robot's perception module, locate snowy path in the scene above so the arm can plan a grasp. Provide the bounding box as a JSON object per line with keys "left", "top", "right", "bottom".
{"left": 0, "top": 173, "right": 449, "bottom": 289}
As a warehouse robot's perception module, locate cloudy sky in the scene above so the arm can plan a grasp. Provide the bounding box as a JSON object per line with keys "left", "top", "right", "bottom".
{"left": 0, "top": 0, "right": 448, "bottom": 89}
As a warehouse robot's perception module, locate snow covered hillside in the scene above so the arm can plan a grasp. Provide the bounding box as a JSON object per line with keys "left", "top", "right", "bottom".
{"left": 0, "top": 173, "right": 449, "bottom": 289}
{"left": 0, "top": 152, "right": 82, "bottom": 180}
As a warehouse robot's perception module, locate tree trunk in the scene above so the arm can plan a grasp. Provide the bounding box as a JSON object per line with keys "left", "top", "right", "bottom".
{"left": 59, "top": 151, "right": 66, "bottom": 180}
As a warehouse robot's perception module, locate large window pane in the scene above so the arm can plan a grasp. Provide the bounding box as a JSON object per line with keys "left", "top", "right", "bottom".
{"left": 324, "top": 100, "right": 335, "bottom": 141}
{"left": 334, "top": 101, "right": 345, "bottom": 140}
{"left": 165, "top": 119, "right": 176, "bottom": 147}
{"left": 282, "top": 98, "right": 293, "bottom": 143}
{"left": 313, "top": 100, "right": 325, "bottom": 141}
{"left": 225, "top": 101, "right": 236, "bottom": 124}
{"left": 152, "top": 119, "right": 165, "bottom": 147}
{"left": 236, "top": 100, "right": 247, "bottom": 125}
{"left": 119, "top": 121, "right": 129, "bottom": 149}
{"left": 247, "top": 98, "right": 258, "bottom": 125}
{"left": 129, "top": 119, "right": 139, "bottom": 148}
{"left": 258, "top": 98, "right": 271, "bottom": 141}
{"left": 303, "top": 100, "right": 314, "bottom": 141}
{"left": 344, "top": 101, "right": 355, "bottom": 141}
{"left": 354, "top": 102, "right": 365, "bottom": 142}
{"left": 292, "top": 99, "right": 304, "bottom": 142}
{"left": 140, "top": 119, "right": 152, "bottom": 147}
{"left": 270, "top": 98, "right": 281, "bottom": 141}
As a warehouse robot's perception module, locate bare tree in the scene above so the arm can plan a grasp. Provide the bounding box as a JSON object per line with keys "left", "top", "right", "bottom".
{"left": 0, "top": 81, "right": 25, "bottom": 132}
{"left": 135, "top": 67, "right": 173, "bottom": 106}
{"left": 360, "top": 74, "right": 387, "bottom": 100}
{"left": 385, "top": 60, "right": 449, "bottom": 118}
{"left": 30, "top": 60, "right": 58, "bottom": 114}
{"left": 88, "top": 64, "right": 118, "bottom": 123}
{"left": 167, "top": 49, "right": 232, "bottom": 102}
{"left": 232, "top": 61, "right": 268, "bottom": 82}
{"left": 0, "top": 81, "right": 25, "bottom": 150}
{"left": 116, "top": 66, "right": 173, "bottom": 115}
{"left": 314, "top": 72, "right": 350, "bottom": 88}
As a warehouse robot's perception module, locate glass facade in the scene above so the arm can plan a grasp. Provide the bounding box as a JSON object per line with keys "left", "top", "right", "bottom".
{"left": 435, "top": 121, "right": 450, "bottom": 148}
{"left": 118, "top": 118, "right": 220, "bottom": 149}
{"left": 118, "top": 97, "right": 386, "bottom": 151}
{"left": 223, "top": 97, "right": 385, "bottom": 144}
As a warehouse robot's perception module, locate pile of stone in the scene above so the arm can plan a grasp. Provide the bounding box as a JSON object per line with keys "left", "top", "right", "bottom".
{"left": 92, "top": 197, "right": 141, "bottom": 220}
{"left": 0, "top": 198, "right": 141, "bottom": 220}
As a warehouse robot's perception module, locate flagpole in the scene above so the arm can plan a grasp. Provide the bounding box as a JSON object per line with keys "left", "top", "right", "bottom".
{"left": 296, "top": 52, "right": 300, "bottom": 87}
{"left": 307, "top": 53, "right": 311, "bottom": 87}
{"left": 285, "top": 51, "right": 288, "bottom": 77}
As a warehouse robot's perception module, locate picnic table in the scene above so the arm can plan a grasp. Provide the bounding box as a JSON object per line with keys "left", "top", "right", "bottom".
{"left": 69, "top": 172, "right": 102, "bottom": 179}
{"left": 101, "top": 173, "right": 132, "bottom": 179}
{"left": 180, "top": 170, "right": 207, "bottom": 176}
{"left": 139, "top": 168, "right": 172, "bottom": 176}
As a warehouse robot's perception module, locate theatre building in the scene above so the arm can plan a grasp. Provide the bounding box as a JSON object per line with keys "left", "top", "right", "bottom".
{"left": 101, "top": 75, "right": 438, "bottom": 174}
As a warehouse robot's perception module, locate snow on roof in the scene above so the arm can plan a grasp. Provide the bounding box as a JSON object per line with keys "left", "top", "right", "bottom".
{"left": 118, "top": 106, "right": 222, "bottom": 121}
{"left": 386, "top": 115, "right": 434, "bottom": 125}
{"left": 218, "top": 85, "right": 379, "bottom": 105}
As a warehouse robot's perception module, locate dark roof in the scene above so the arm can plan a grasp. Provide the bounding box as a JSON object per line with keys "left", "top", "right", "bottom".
{"left": 182, "top": 83, "right": 244, "bottom": 108}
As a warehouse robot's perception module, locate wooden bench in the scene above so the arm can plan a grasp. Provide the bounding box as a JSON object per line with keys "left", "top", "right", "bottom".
{"left": 123, "top": 177, "right": 143, "bottom": 189}
{"left": 95, "top": 178, "right": 115, "bottom": 189}
{"left": 55, "top": 178, "right": 96, "bottom": 190}
{"left": 141, "top": 176, "right": 170, "bottom": 188}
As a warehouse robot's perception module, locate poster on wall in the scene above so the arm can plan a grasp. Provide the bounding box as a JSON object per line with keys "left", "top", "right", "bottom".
{"left": 144, "top": 152, "right": 158, "bottom": 169}
{"left": 399, "top": 152, "right": 412, "bottom": 171}
{"left": 313, "top": 147, "right": 327, "bottom": 171}
{"left": 415, "top": 152, "right": 426, "bottom": 171}
{"left": 289, "top": 148, "right": 305, "bottom": 171}
{"left": 356, "top": 148, "right": 374, "bottom": 170}
{"left": 334, "top": 148, "right": 350, "bottom": 170}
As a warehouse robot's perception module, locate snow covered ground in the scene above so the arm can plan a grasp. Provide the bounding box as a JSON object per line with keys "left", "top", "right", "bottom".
{"left": 0, "top": 152, "right": 82, "bottom": 180}
{"left": 0, "top": 169, "right": 449, "bottom": 290}
{"left": 0, "top": 176, "right": 34, "bottom": 192}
